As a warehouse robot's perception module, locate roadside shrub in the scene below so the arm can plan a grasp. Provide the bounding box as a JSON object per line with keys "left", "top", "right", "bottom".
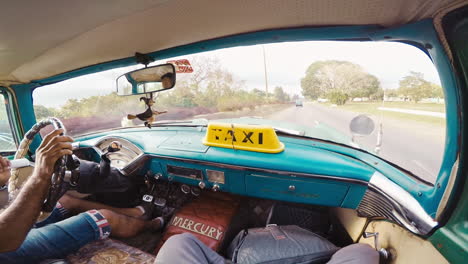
{"left": 327, "top": 91, "right": 349, "bottom": 105}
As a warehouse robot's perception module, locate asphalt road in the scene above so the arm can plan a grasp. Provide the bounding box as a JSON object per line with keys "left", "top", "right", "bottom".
{"left": 267, "top": 102, "right": 445, "bottom": 183}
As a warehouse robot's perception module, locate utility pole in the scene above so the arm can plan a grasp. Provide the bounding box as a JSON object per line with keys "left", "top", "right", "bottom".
{"left": 262, "top": 45, "right": 269, "bottom": 95}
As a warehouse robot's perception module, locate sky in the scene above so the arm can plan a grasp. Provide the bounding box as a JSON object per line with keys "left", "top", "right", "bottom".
{"left": 34, "top": 41, "right": 441, "bottom": 108}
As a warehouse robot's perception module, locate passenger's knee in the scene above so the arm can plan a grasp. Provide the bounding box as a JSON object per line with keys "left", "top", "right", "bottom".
{"left": 164, "top": 233, "right": 197, "bottom": 249}
{"left": 328, "top": 243, "right": 379, "bottom": 264}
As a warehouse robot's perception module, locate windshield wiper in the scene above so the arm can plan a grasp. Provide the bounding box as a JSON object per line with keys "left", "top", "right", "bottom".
{"left": 150, "top": 119, "right": 208, "bottom": 127}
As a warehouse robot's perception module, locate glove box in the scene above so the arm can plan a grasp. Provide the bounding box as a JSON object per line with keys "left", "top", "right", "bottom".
{"left": 246, "top": 173, "right": 349, "bottom": 207}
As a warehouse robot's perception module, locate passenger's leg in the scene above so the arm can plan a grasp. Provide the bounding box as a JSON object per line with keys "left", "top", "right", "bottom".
{"left": 59, "top": 194, "right": 143, "bottom": 218}
{"left": 327, "top": 243, "right": 379, "bottom": 264}
{"left": 154, "top": 233, "right": 226, "bottom": 264}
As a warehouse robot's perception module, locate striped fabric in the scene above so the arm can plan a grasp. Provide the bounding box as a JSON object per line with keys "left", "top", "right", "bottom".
{"left": 85, "top": 209, "right": 111, "bottom": 240}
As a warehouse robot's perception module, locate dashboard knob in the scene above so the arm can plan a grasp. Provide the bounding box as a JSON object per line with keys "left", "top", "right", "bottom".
{"left": 212, "top": 184, "right": 220, "bottom": 192}
{"left": 181, "top": 184, "right": 190, "bottom": 194}
{"left": 191, "top": 187, "right": 201, "bottom": 196}
{"left": 154, "top": 173, "right": 162, "bottom": 180}
{"left": 198, "top": 181, "right": 206, "bottom": 189}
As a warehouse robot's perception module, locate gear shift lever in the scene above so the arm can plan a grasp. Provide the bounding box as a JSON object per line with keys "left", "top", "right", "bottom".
{"left": 100, "top": 141, "right": 122, "bottom": 178}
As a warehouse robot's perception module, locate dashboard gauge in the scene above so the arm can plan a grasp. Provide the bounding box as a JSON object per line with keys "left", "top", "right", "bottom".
{"left": 191, "top": 186, "right": 201, "bottom": 196}
{"left": 206, "top": 169, "right": 225, "bottom": 184}
{"left": 94, "top": 137, "right": 143, "bottom": 172}
{"left": 181, "top": 184, "right": 191, "bottom": 194}
{"left": 110, "top": 158, "right": 128, "bottom": 169}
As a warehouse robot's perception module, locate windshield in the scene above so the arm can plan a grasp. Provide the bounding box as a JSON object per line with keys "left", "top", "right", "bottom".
{"left": 33, "top": 41, "right": 445, "bottom": 183}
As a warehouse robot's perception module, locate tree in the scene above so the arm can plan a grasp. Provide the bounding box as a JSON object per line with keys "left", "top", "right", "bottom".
{"left": 301, "top": 60, "right": 381, "bottom": 103}
{"left": 252, "top": 88, "right": 267, "bottom": 98}
{"left": 370, "top": 87, "right": 384, "bottom": 101}
{"left": 431, "top": 83, "right": 444, "bottom": 99}
{"left": 273, "top": 86, "right": 290, "bottom": 103}
{"left": 34, "top": 105, "right": 56, "bottom": 120}
{"left": 328, "top": 91, "right": 348, "bottom": 105}
{"left": 398, "top": 71, "right": 434, "bottom": 102}
{"left": 386, "top": 89, "right": 399, "bottom": 98}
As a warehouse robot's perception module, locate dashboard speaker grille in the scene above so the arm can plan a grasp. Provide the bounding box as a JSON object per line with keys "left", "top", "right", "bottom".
{"left": 357, "top": 190, "right": 395, "bottom": 220}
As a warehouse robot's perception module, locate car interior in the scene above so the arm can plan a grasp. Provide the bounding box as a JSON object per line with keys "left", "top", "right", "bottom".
{"left": 1, "top": 1, "right": 468, "bottom": 264}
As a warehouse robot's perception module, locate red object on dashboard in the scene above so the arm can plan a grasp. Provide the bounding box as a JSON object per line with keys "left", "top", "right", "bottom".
{"left": 155, "top": 192, "right": 240, "bottom": 253}
{"left": 167, "top": 59, "right": 193, "bottom": 73}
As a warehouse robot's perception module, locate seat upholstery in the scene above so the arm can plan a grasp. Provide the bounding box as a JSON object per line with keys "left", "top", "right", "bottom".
{"left": 66, "top": 238, "right": 155, "bottom": 264}
{"left": 227, "top": 225, "right": 339, "bottom": 264}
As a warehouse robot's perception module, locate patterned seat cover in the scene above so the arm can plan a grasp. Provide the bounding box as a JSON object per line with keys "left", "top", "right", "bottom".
{"left": 156, "top": 191, "right": 240, "bottom": 253}
{"left": 67, "top": 238, "right": 155, "bottom": 264}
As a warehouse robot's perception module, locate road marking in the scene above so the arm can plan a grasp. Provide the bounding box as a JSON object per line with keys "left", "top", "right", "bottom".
{"left": 378, "top": 107, "right": 445, "bottom": 118}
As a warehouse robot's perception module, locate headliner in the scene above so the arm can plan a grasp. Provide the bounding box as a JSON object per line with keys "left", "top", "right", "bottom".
{"left": 0, "top": 0, "right": 464, "bottom": 85}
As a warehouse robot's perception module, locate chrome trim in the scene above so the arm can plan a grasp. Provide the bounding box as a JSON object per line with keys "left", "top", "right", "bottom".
{"left": 166, "top": 165, "right": 203, "bottom": 180}
{"left": 91, "top": 136, "right": 144, "bottom": 176}
{"left": 358, "top": 172, "right": 438, "bottom": 235}
{"left": 121, "top": 153, "right": 369, "bottom": 186}
{"left": 436, "top": 157, "right": 459, "bottom": 220}
{"left": 94, "top": 137, "right": 143, "bottom": 157}
{"left": 206, "top": 169, "right": 225, "bottom": 184}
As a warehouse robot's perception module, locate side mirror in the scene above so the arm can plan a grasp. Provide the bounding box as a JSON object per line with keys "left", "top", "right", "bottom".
{"left": 349, "top": 114, "right": 375, "bottom": 136}
{"left": 116, "top": 63, "right": 176, "bottom": 96}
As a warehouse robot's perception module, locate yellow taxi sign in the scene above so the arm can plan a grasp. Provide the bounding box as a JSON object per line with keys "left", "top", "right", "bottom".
{"left": 203, "top": 122, "right": 284, "bottom": 153}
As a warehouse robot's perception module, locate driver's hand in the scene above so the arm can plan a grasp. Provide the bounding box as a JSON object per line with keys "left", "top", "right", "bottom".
{"left": 33, "top": 129, "right": 74, "bottom": 182}
{"left": 0, "top": 156, "right": 11, "bottom": 186}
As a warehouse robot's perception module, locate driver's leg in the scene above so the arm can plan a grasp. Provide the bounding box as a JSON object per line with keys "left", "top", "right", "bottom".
{"left": 34, "top": 202, "right": 71, "bottom": 228}
{"left": 59, "top": 194, "right": 143, "bottom": 218}
{"left": 98, "top": 209, "right": 162, "bottom": 237}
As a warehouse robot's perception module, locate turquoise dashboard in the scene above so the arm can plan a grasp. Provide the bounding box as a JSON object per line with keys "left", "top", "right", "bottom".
{"left": 74, "top": 127, "right": 376, "bottom": 209}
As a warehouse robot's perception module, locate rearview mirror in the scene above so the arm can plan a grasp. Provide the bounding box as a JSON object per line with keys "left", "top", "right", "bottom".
{"left": 116, "top": 63, "right": 176, "bottom": 96}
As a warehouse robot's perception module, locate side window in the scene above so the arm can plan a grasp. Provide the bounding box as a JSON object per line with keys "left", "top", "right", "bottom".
{"left": 0, "top": 92, "right": 16, "bottom": 153}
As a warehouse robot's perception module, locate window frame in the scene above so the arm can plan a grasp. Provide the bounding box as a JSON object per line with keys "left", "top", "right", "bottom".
{"left": 0, "top": 87, "right": 20, "bottom": 156}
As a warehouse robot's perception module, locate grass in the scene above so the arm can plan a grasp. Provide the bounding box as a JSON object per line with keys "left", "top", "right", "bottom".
{"left": 328, "top": 101, "right": 446, "bottom": 126}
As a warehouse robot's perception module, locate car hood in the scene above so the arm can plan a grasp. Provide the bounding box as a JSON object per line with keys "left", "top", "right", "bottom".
{"left": 211, "top": 117, "right": 354, "bottom": 146}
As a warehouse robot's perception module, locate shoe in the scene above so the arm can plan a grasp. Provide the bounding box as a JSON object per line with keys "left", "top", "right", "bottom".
{"left": 136, "top": 196, "right": 155, "bottom": 220}
{"left": 159, "top": 207, "right": 175, "bottom": 228}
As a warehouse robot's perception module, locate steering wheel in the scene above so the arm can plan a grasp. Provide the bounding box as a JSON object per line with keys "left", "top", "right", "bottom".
{"left": 8, "top": 118, "right": 70, "bottom": 222}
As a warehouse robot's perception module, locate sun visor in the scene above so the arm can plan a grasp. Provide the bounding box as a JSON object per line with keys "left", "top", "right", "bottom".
{"left": 203, "top": 122, "right": 284, "bottom": 153}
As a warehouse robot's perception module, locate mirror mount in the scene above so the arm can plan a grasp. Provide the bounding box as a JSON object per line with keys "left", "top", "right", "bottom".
{"left": 134, "top": 52, "right": 155, "bottom": 68}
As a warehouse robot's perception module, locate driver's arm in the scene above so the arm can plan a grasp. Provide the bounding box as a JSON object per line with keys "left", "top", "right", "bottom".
{"left": 0, "top": 129, "right": 73, "bottom": 252}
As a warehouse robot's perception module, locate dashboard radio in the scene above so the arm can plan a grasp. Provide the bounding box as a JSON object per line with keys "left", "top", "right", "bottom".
{"left": 167, "top": 165, "right": 203, "bottom": 180}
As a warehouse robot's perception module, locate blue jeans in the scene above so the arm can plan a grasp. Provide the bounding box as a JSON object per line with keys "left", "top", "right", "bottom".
{"left": 155, "top": 233, "right": 227, "bottom": 264}
{"left": 0, "top": 207, "right": 107, "bottom": 264}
